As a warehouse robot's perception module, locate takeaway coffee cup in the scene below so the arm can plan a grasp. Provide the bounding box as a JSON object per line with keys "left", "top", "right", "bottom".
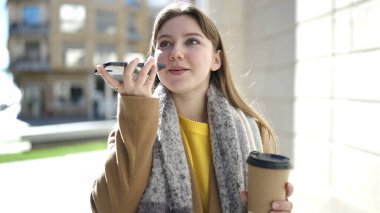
{"left": 246, "top": 151, "right": 292, "bottom": 213}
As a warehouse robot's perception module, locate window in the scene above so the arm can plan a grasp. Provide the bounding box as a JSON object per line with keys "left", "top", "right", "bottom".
{"left": 96, "top": 10, "right": 116, "bottom": 34}
{"left": 23, "top": 84, "right": 44, "bottom": 117}
{"left": 70, "top": 87, "right": 83, "bottom": 103}
{"left": 60, "top": 4, "right": 86, "bottom": 33}
{"left": 23, "top": 5, "right": 42, "bottom": 27}
{"left": 63, "top": 44, "right": 85, "bottom": 67}
{"left": 25, "top": 41, "right": 40, "bottom": 60}
{"left": 93, "top": 44, "right": 117, "bottom": 65}
{"left": 127, "top": 14, "right": 140, "bottom": 41}
{"left": 53, "top": 81, "right": 84, "bottom": 108}
{"left": 125, "top": 0, "right": 139, "bottom": 7}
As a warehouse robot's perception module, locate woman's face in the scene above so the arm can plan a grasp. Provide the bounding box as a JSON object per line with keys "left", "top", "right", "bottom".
{"left": 155, "top": 15, "right": 221, "bottom": 96}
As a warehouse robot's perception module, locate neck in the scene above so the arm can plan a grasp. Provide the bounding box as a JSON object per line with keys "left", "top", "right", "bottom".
{"left": 172, "top": 91, "right": 208, "bottom": 123}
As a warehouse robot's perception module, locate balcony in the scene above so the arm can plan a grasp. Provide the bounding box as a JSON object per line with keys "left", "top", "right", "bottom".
{"left": 125, "top": 0, "right": 141, "bottom": 11}
{"left": 10, "top": 58, "right": 51, "bottom": 72}
{"left": 9, "top": 22, "right": 49, "bottom": 36}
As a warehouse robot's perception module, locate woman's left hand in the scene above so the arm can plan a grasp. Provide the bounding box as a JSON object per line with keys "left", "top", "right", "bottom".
{"left": 240, "top": 182, "right": 294, "bottom": 213}
{"left": 270, "top": 182, "right": 293, "bottom": 212}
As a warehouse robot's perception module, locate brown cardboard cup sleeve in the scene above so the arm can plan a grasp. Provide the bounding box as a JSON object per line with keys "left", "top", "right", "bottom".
{"left": 246, "top": 151, "right": 292, "bottom": 213}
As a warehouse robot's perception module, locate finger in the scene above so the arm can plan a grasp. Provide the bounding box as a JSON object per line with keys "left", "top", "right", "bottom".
{"left": 136, "top": 57, "right": 155, "bottom": 84}
{"left": 285, "top": 182, "right": 294, "bottom": 198}
{"left": 272, "top": 200, "right": 293, "bottom": 212}
{"left": 97, "top": 65, "right": 121, "bottom": 90}
{"left": 144, "top": 63, "right": 158, "bottom": 88}
{"left": 240, "top": 191, "right": 248, "bottom": 202}
{"left": 123, "top": 57, "right": 140, "bottom": 83}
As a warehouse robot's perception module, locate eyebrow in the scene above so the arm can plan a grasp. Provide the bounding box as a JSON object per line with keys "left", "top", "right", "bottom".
{"left": 157, "top": 32, "right": 205, "bottom": 40}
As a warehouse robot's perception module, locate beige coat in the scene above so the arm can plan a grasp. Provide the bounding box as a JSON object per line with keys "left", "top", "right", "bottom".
{"left": 90, "top": 96, "right": 273, "bottom": 213}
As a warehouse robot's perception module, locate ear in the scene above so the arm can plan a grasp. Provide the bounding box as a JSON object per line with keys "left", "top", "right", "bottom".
{"left": 211, "top": 50, "right": 222, "bottom": 71}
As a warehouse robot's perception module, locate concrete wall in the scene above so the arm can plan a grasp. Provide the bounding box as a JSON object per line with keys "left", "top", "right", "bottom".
{"left": 205, "top": 0, "right": 380, "bottom": 212}
{"left": 206, "top": 0, "right": 296, "bottom": 159}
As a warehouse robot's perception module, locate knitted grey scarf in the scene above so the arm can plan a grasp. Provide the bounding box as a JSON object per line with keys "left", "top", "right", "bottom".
{"left": 139, "top": 83, "right": 257, "bottom": 212}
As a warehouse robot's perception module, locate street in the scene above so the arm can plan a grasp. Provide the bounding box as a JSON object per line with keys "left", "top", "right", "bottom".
{"left": 0, "top": 151, "right": 107, "bottom": 213}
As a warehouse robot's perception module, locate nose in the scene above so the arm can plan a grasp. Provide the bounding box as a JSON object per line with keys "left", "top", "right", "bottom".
{"left": 169, "top": 44, "right": 184, "bottom": 61}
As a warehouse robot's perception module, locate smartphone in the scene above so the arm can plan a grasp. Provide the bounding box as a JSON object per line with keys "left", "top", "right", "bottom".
{"left": 94, "top": 62, "right": 166, "bottom": 75}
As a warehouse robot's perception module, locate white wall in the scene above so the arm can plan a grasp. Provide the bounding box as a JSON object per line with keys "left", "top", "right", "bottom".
{"left": 294, "top": 0, "right": 380, "bottom": 212}
{"left": 206, "top": 0, "right": 380, "bottom": 212}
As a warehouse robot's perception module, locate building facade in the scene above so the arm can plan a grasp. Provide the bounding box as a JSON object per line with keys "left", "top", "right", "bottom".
{"left": 8, "top": 0, "right": 149, "bottom": 121}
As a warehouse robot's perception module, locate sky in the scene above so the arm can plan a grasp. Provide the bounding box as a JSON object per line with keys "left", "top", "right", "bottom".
{"left": 0, "top": 0, "right": 20, "bottom": 109}
{"left": 0, "top": 0, "right": 9, "bottom": 71}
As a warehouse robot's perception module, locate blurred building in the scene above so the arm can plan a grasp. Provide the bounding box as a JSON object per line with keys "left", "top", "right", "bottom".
{"left": 7, "top": 0, "right": 150, "bottom": 121}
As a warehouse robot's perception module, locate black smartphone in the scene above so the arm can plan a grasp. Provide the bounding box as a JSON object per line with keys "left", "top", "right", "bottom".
{"left": 94, "top": 62, "right": 165, "bottom": 75}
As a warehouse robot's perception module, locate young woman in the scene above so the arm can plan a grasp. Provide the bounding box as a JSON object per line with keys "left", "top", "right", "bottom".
{"left": 91, "top": 2, "right": 293, "bottom": 213}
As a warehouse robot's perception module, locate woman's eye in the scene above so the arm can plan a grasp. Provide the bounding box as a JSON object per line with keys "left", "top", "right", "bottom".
{"left": 158, "top": 41, "right": 171, "bottom": 48}
{"left": 186, "top": 38, "right": 200, "bottom": 46}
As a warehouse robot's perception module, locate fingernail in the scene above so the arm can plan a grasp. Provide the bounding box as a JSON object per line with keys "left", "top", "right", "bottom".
{"left": 272, "top": 202, "right": 280, "bottom": 209}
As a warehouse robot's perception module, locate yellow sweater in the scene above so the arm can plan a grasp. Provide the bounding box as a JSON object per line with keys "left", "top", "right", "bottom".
{"left": 179, "top": 115, "right": 211, "bottom": 213}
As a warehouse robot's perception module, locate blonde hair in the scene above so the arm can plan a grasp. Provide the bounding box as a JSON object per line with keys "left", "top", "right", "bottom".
{"left": 148, "top": 3, "right": 278, "bottom": 153}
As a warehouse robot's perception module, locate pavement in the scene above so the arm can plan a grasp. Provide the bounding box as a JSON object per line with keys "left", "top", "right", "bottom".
{"left": 0, "top": 150, "right": 320, "bottom": 213}
{"left": 0, "top": 150, "right": 108, "bottom": 213}
{"left": 0, "top": 147, "right": 367, "bottom": 213}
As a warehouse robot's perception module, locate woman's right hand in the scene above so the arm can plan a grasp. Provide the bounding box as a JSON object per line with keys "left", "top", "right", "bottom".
{"left": 240, "top": 182, "right": 294, "bottom": 212}
{"left": 96, "top": 57, "right": 158, "bottom": 97}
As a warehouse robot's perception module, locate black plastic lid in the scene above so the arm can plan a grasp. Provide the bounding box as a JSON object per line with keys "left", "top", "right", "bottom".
{"left": 246, "top": 151, "right": 292, "bottom": 169}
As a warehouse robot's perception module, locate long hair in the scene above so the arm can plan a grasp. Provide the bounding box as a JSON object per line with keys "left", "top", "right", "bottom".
{"left": 147, "top": 3, "right": 278, "bottom": 153}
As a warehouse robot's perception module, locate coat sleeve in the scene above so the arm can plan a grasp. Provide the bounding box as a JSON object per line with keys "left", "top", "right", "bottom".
{"left": 91, "top": 95, "right": 159, "bottom": 213}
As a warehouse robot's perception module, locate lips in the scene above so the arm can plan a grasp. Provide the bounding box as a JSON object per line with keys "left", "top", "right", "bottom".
{"left": 167, "top": 66, "right": 190, "bottom": 76}
{"left": 168, "top": 66, "right": 190, "bottom": 72}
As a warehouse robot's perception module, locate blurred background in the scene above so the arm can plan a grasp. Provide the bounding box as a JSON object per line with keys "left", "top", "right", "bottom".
{"left": 0, "top": 0, "right": 379, "bottom": 212}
